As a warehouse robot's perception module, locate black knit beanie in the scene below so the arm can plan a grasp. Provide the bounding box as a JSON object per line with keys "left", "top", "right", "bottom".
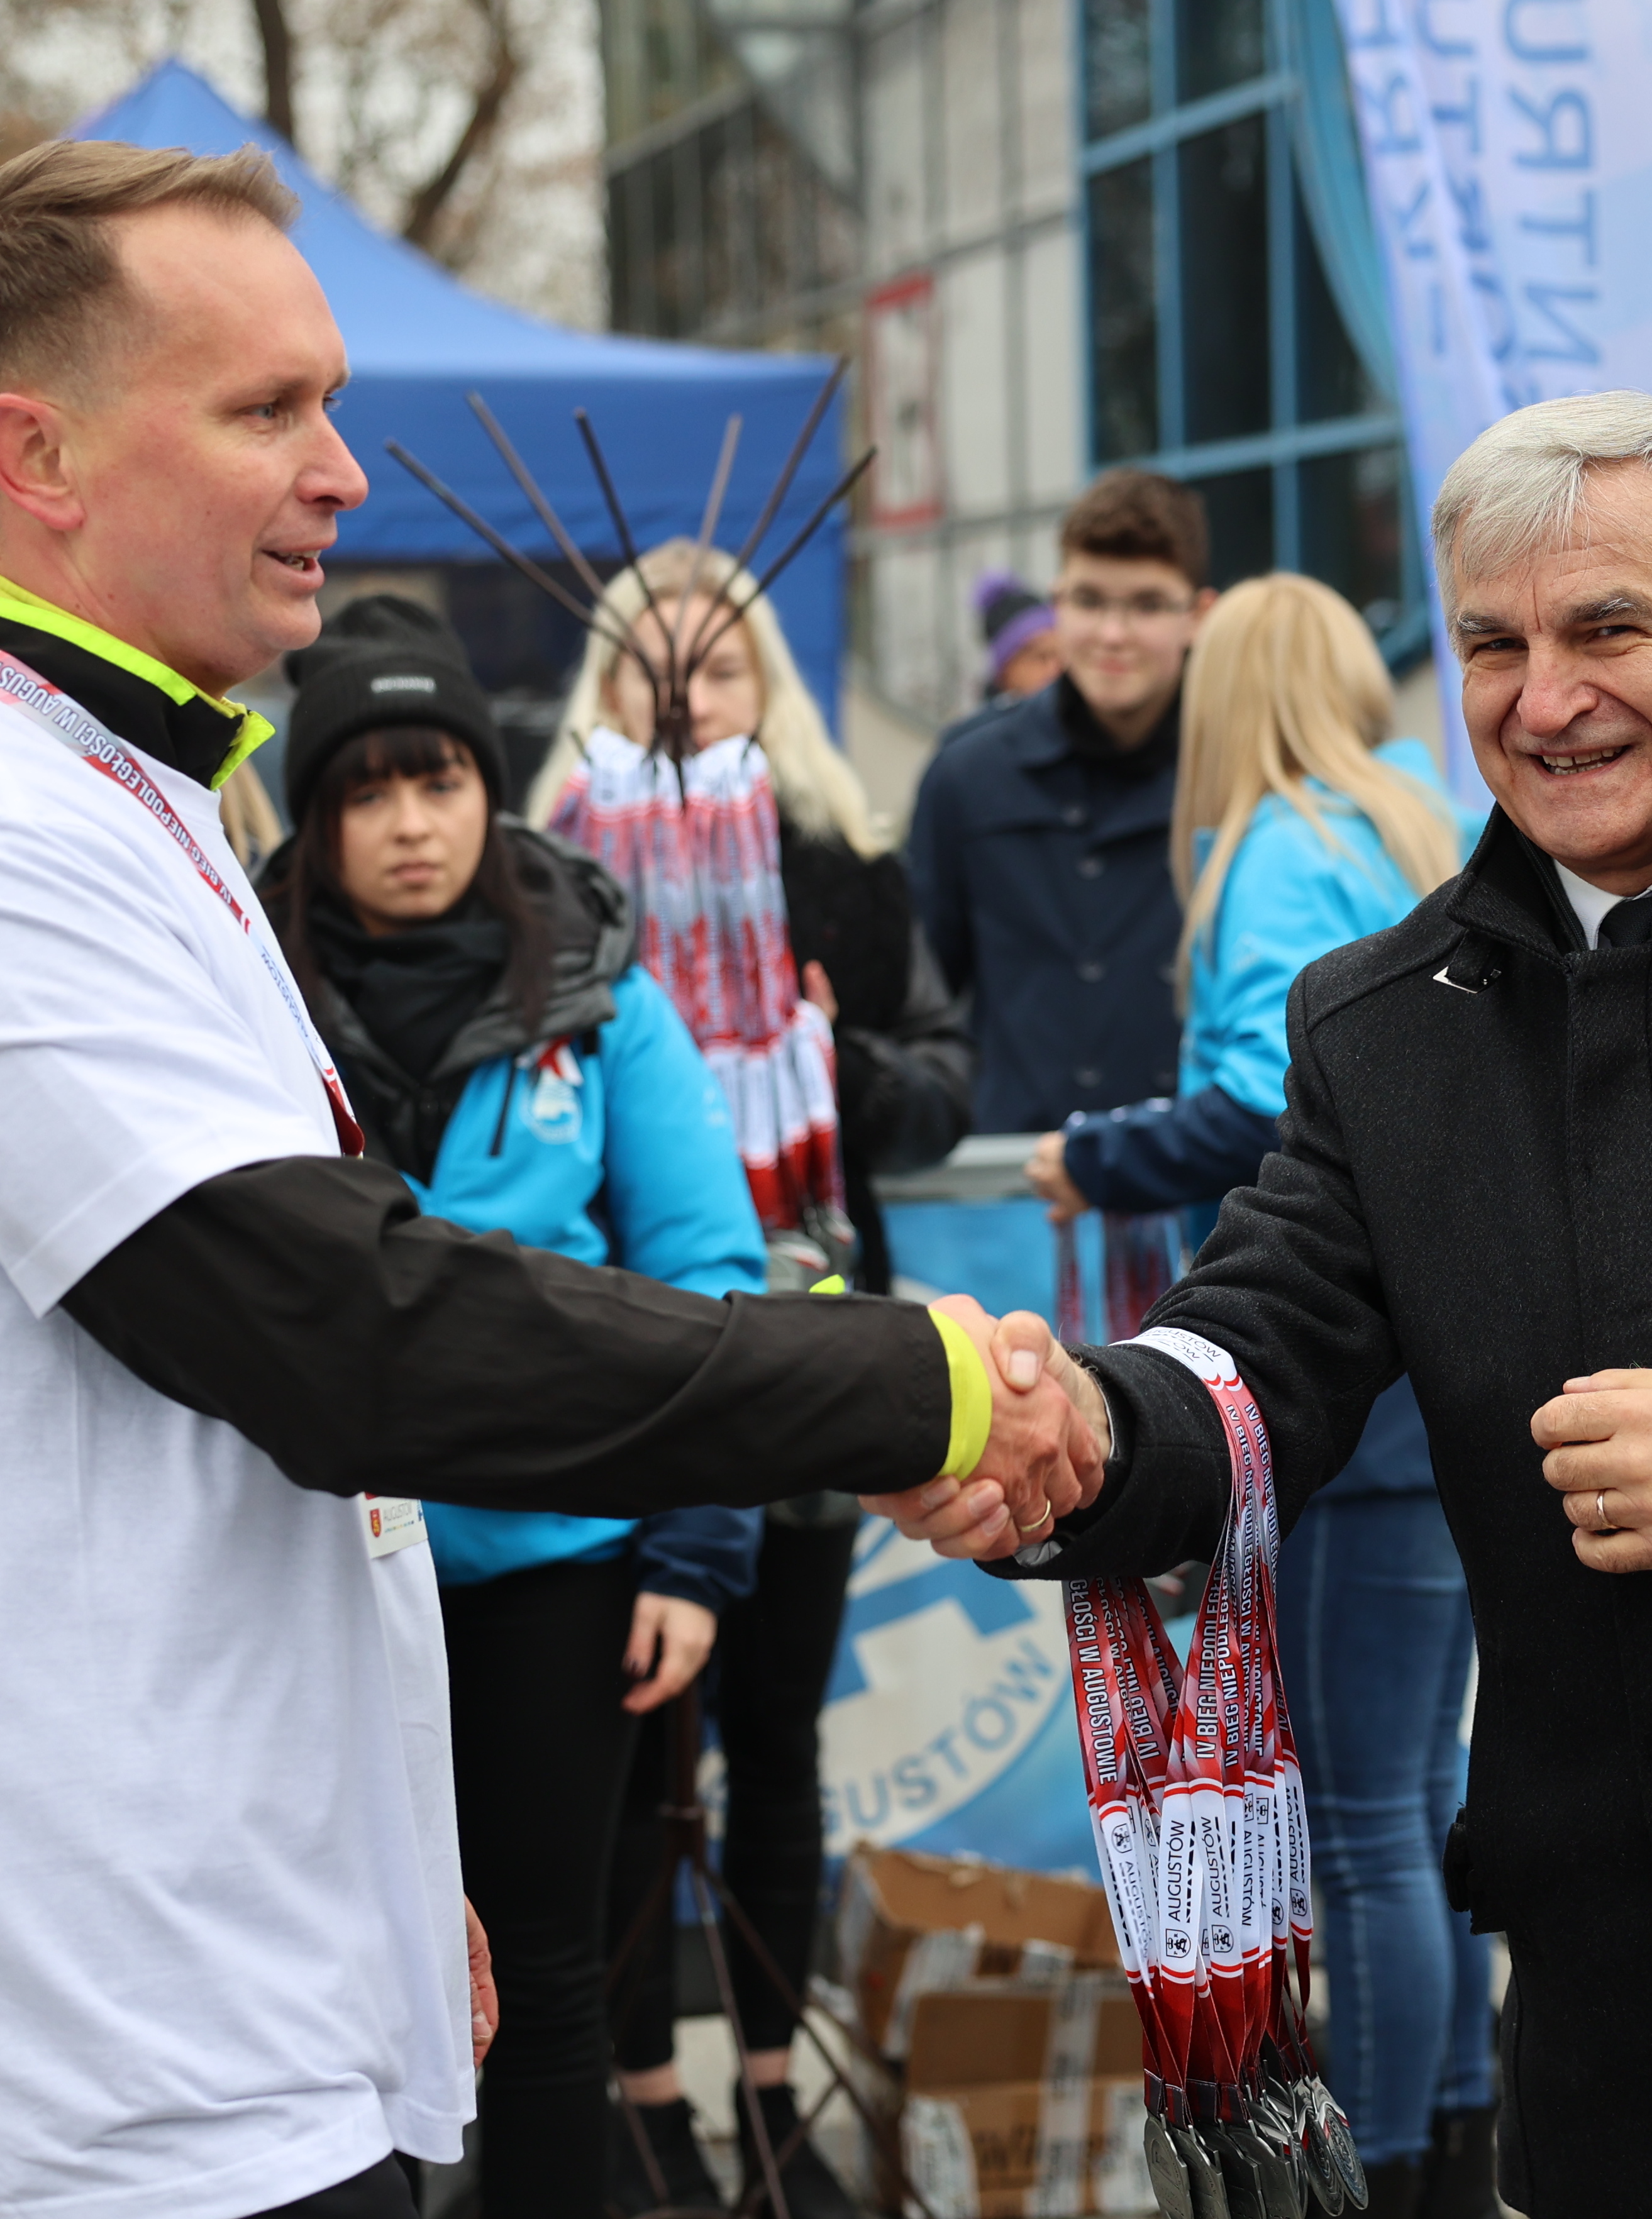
{"left": 282, "top": 594, "right": 505, "bottom": 826}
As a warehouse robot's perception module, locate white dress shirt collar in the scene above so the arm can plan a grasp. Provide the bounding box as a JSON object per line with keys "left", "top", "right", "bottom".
{"left": 1554, "top": 860, "right": 1652, "bottom": 949}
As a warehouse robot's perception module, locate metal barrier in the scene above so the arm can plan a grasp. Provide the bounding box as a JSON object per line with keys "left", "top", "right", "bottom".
{"left": 875, "top": 1134, "right": 1184, "bottom": 1347}
{"left": 873, "top": 1132, "right": 1075, "bottom": 1325}
{"left": 873, "top": 1132, "right": 1043, "bottom": 1207}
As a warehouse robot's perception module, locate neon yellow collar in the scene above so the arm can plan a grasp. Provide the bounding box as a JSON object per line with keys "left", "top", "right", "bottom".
{"left": 0, "top": 575, "right": 272, "bottom": 788}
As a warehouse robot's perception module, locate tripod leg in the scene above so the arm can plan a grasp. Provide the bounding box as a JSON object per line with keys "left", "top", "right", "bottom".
{"left": 690, "top": 1862, "right": 790, "bottom": 2219}
{"left": 708, "top": 1874, "right": 943, "bottom": 2219}
{"left": 616, "top": 2089, "right": 672, "bottom": 2215}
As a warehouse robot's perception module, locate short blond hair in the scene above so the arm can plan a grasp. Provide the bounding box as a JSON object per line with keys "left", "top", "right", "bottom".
{"left": 0, "top": 139, "right": 297, "bottom": 394}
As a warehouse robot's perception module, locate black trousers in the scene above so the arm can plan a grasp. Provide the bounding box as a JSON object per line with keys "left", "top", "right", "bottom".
{"left": 609, "top": 1517, "right": 857, "bottom": 2067}
{"left": 443, "top": 1554, "right": 641, "bottom": 2219}
{"left": 247, "top": 2156, "right": 418, "bottom": 2216}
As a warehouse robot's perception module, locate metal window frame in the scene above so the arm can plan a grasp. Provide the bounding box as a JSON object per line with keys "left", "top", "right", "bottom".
{"left": 1078, "top": 0, "right": 1426, "bottom": 656}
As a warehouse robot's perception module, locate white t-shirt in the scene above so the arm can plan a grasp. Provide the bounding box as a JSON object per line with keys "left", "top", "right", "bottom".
{"left": 0, "top": 695, "right": 472, "bottom": 2217}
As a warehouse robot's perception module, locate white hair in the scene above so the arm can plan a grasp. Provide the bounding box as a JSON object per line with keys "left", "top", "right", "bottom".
{"left": 1433, "top": 389, "right": 1652, "bottom": 639}
{"left": 526, "top": 539, "right": 885, "bottom": 858}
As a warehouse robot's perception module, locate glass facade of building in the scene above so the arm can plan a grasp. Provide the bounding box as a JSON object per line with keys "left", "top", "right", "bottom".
{"left": 602, "top": 0, "right": 858, "bottom": 345}
{"left": 1082, "top": 0, "right": 1426, "bottom": 657}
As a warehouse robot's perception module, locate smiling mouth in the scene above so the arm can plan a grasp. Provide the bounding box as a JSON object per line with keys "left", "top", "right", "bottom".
{"left": 1534, "top": 745, "right": 1630, "bottom": 775}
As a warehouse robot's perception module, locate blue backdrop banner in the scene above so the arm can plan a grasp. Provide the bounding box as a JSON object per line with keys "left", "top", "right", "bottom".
{"left": 819, "top": 1519, "right": 1096, "bottom": 1876}
{"left": 810, "top": 1196, "right": 1115, "bottom": 1878}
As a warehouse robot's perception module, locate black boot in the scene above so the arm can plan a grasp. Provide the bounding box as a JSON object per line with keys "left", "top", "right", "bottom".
{"left": 1360, "top": 2158, "right": 1423, "bottom": 2219}
{"left": 609, "top": 2096, "right": 726, "bottom": 2216}
{"left": 735, "top": 2082, "right": 858, "bottom": 2219}
{"left": 1417, "top": 2106, "right": 1500, "bottom": 2219}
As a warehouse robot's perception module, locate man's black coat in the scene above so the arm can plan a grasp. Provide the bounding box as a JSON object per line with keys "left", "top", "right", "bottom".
{"left": 1001, "top": 808, "right": 1648, "bottom": 2217}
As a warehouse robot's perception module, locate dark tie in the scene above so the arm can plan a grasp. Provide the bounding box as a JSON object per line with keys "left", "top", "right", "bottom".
{"left": 1599, "top": 897, "right": 1652, "bottom": 948}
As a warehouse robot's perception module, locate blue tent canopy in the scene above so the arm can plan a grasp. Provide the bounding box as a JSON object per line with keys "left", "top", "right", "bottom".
{"left": 74, "top": 61, "right": 845, "bottom": 714}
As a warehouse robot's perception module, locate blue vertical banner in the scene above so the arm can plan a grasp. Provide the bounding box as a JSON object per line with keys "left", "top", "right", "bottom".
{"left": 1334, "top": 0, "right": 1652, "bottom": 795}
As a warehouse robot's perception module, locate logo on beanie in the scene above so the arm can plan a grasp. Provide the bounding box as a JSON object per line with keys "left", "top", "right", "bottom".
{"left": 369, "top": 674, "right": 438, "bottom": 694}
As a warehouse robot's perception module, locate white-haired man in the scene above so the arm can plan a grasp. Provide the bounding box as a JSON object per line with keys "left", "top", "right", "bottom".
{"left": 874, "top": 389, "right": 1652, "bottom": 2219}
{"left": 0, "top": 140, "right": 1099, "bottom": 2218}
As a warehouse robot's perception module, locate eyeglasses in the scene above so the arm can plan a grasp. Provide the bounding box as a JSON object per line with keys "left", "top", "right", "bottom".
{"left": 1054, "top": 587, "right": 1197, "bottom": 626}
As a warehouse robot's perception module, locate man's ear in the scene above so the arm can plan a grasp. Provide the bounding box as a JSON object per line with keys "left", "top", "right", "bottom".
{"left": 1191, "top": 585, "right": 1219, "bottom": 626}
{"left": 0, "top": 393, "right": 85, "bottom": 533}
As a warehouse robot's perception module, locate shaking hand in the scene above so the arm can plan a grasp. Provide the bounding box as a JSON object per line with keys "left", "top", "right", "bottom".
{"left": 862, "top": 1298, "right": 1110, "bottom": 1561}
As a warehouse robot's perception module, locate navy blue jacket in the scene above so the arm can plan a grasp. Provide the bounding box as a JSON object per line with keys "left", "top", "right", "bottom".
{"left": 909, "top": 678, "right": 1182, "bottom": 1132}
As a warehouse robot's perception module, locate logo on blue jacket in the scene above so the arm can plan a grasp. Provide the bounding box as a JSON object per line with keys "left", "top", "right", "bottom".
{"left": 521, "top": 1055, "right": 582, "bottom": 1143}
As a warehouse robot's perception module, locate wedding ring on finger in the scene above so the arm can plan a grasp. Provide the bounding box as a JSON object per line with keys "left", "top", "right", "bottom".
{"left": 1598, "top": 1489, "right": 1616, "bottom": 1532}
{"left": 1016, "top": 1503, "right": 1055, "bottom": 1535}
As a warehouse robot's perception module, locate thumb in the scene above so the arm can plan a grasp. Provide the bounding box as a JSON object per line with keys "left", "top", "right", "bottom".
{"left": 991, "top": 1309, "right": 1056, "bottom": 1393}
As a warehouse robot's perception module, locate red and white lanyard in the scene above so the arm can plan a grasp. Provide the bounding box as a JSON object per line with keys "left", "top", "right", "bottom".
{"left": 0, "top": 648, "right": 363, "bottom": 1159}
{"left": 1065, "top": 1326, "right": 1368, "bottom": 2218}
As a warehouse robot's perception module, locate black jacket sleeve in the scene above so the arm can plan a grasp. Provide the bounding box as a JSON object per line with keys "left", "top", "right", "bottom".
{"left": 59, "top": 1154, "right": 951, "bottom": 1513}
{"left": 836, "top": 925, "right": 975, "bottom": 1176}
{"left": 1061, "top": 1085, "right": 1280, "bottom": 1214}
{"left": 989, "top": 976, "right": 1399, "bottom": 1582}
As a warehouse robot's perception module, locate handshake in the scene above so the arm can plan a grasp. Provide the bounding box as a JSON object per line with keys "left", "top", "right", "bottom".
{"left": 862, "top": 1295, "right": 1113, "bottom": 1561}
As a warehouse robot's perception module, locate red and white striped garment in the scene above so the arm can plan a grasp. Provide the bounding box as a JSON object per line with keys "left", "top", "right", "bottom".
{"left": 553, "top": 727, "right": 842, "bottom": 1231}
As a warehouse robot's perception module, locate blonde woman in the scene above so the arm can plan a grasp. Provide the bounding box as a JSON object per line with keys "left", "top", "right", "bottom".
{"left": 1026, "top": 574, "right": 1495, "bottom": 2219}
{"left": 535, "top": 541, "right": 970, "bottom": 2219}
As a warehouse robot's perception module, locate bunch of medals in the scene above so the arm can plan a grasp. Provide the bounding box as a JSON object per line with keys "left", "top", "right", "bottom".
{"left": 1062, "top": 1327, "right": 1368, "bottom": 2219}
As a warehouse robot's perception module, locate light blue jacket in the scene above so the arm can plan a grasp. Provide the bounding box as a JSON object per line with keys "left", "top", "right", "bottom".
{"left": 1180, "top": 738, "right": 1481, "bottom": 1118}
{"left": 413, "top": 965, "right": 768, "bottom": 1585}
{"left": 1065, "top": 738, "right": 1483, "bottom": 1498}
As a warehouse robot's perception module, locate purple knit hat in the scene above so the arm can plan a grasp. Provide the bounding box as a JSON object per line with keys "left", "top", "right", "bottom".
{"left": 973, "top": 570, "right": 1055, "bottom": 683}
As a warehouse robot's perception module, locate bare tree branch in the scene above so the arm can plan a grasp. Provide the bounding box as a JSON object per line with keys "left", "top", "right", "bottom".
{"left": 252, "top": 0, "right": 296, "bottom": 144}
{"left": 401, "top": 0, "right": 518, "bottom": 251}
{"left": 0, "top": 0, "right": 605, "bottom": 328}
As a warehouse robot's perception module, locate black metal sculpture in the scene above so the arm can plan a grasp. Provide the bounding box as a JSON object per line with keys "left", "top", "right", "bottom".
{"left": 385, "top": 358, "right": 871, "bottom": 770}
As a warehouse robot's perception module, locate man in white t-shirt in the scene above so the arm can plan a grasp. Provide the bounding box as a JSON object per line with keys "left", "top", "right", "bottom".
{"left": 0, "top": 141, "right": 1102, "bottom": 2218}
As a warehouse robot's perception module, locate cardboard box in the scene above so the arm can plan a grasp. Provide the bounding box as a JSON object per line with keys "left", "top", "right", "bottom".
{"left": 861, "top": 1982, "right": 1152, "bottom": 2216}
{"left": 901, "top": 2078, "right": 1156, "bottom": 2216}
{"left": 838, "top": 1847, "right": 1121, "bottom": 2057}
{"left": 905, "top": 1983, "right": 1143, "bottom": 2093}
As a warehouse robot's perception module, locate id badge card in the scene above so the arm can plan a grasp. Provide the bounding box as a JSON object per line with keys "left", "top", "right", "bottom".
{"left": 360, "top": 1493, "right": 428, "bottom": 1559}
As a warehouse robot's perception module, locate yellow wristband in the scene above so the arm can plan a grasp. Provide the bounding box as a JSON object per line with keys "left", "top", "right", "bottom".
{"left": 928, "top": 1309, "right": 993, "bottom": 1479}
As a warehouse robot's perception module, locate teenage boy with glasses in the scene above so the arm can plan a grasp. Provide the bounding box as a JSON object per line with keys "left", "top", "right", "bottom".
{"left": 910, "top": 470, "right": 1216, "bottom": 1136}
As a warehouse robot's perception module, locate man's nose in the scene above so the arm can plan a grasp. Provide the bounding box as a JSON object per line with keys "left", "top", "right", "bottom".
{"left": 1517, "top": 647, "right": 1600, "bottom": 739}
{"left": 301, "top": 416, "right": 370, "bottom": 516}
